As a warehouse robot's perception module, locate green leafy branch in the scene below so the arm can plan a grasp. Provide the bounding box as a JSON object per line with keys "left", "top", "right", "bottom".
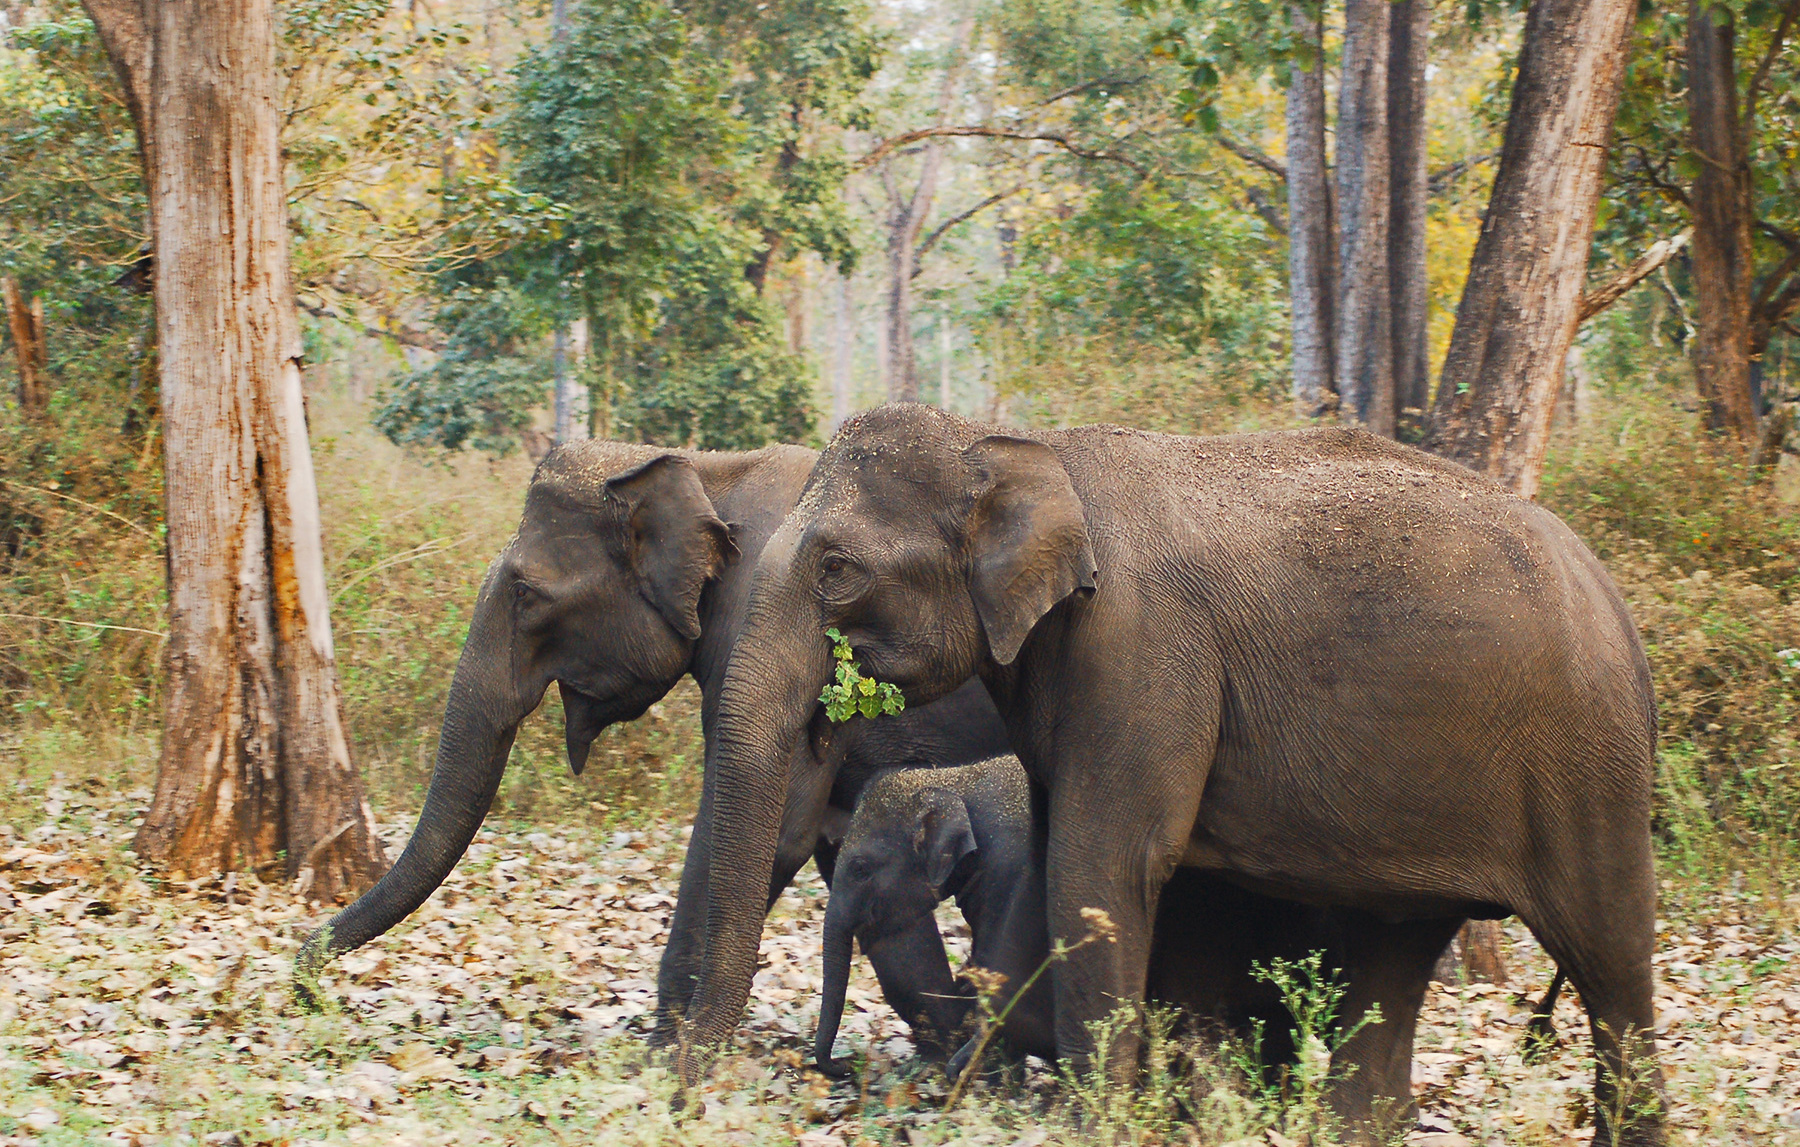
{"left": 819, "top": 627, "right": 905, "bottom": 722}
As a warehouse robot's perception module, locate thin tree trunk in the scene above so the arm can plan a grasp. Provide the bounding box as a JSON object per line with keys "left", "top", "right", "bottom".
{"left": 3, "top": 276, "right": 46, "bottom": 413}
{"left": 1423, "top": 0, "right": 1636, "bottom": 497}
{"left": 1286, "top": 1, "right": 1337, "bottom": 419}
{"left": 1335, "top": 0, "right": 1395, "bottom": 436}
{"left": 83, "top": 0, "right": 387, "bottom": 902}
{"left": 883, "top": 10, "right": 975, "bottom": 403}
{"left": 1686, "top": 0, "right": 1759, "bottom": 445}
{"left": 1388, "top": 0, "right": 1431, "bottom": 427}
{"left": 832, "top": 270, "right": 854, "bottom": 433}
{"left": 939, "top": 310, "right": 952, "bottom": 409}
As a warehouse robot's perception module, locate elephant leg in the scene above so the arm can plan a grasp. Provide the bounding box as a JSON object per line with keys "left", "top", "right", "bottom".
{"left": 865, "top": 915, "right": 972, "bottom": 1060}
{"left": 1044, "top": 760, "right": 1208, "bottom": 1086}
{"left": 1523, "top": 883, "right": 1664, "bottom": 1146}
{"left": 1325, "top": 914, "right": 1464, "bottom": 1144}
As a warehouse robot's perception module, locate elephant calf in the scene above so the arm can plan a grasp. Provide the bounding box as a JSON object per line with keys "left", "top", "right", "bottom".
{"left": 813, "top": 755, "right": 1348, "bottom": 1078}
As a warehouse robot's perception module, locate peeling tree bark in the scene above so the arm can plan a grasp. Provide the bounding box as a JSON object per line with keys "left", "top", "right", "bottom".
{"left": 1423, "top": 0, "right": 1636, "bottom": 498}
{"left": 1334, "top": 0, "right": 1395, "bottom": 436}
{"left": 81, "top": 0, "right": 388, "bottom": 902}
{"left": 1286, "top": 1, "right": 1336, "bottom": 419}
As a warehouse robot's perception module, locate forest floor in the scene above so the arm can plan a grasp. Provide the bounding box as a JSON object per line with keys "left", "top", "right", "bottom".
{"left": 2, "top": 781, "right": 1798, "bottom": 1146}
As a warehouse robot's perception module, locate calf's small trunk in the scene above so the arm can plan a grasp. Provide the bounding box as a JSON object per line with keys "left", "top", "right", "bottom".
{"left": 814, "top": 899, "right": 857, "bottom": 1075}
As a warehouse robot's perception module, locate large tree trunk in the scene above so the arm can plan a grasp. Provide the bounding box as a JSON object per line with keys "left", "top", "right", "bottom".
{"left": 1286, "top": 1, "right": 1336, "bottom": 419}
{"left": 1423, "top": 0, "right": 1636, "bottom": 497}
{"left": 1686, "top": 0, "right": 1759, "bottom": 445}
{"left": 1388, "top": 0, "right": 1431, "bottom": 427}
{"left": 83, "top": 0, "right": 388, "bottom": 902}
{"left": 1335, "top": 0, "right": 1395, "bottom": 436}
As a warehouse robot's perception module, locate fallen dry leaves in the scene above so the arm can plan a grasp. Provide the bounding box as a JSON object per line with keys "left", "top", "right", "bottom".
{"left": 1, "top": 780, "right": 1797, "bottom": 1145}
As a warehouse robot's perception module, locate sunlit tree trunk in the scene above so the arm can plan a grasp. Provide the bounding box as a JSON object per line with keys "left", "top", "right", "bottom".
{"left": 82, "top": 0, "right": 388, "bottom": 902}
{"left": 3, "top": 277, "right": 47, "bottom": 414}
{"left": 1423, "top": 0, "right": 1636, "bottom": 497}
{"left": 1686, "top": 0, "right": 1759, "bottom": 445}
{"left": 831, "top": 270, "right": 854, "bottom": 432}
{"left": 1335, "top": 0, "right": 1395, "bottom": 435}
{"left": 1388, "top": 0, "right": 1431, "bottom": 427}
{"left": 1286, "top": 1, "right": 1336, "bottom": 419}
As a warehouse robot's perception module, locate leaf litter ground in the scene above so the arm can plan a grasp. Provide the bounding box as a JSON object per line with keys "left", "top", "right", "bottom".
{"left": 2, "top": 782, "right": 1797, "bottom": 1146}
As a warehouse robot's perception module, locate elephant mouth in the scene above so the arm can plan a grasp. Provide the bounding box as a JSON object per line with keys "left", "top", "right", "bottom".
{"left": 560, "top": 680, "right": 659, "bottom": 775}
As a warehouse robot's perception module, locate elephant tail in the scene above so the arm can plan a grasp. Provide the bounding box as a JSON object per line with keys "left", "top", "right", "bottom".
{"left": 1521, "top": 967, "right": 1568, "bottom": 1064}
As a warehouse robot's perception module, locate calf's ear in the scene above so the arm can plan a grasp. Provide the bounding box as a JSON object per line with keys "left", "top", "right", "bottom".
{"left": 914, "top": 789, "right": 979, "bottom": 896}
{"left": 604, "top": 454, "right": 738, "bottom": 641}
{"left": 961, "top": 435, "right": 1097, "bottom": 666}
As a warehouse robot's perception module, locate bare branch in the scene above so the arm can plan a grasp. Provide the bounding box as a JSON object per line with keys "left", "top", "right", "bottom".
{"left": 1745, "top": 0, "right": 1800, "bottom": 133}
{"left": 1428, "top": 151, "right": 1498, "bottom": 194}
{"left": 1213, "top": 134, "right": 1287, "bottom": 181}
{"left": 856, "top": 126, "right": 1145, "bottom": 175}
{"left": 1033, "top": 75, "right": 1147, "bottom": 108}
{"left": 1578, "top": 229, "right": 1691, "bottom": 323}
{"left": 1244, "top": 186, "right": 1288, "bottom": 235}
{"left": 913, "top": 187, "right": 1023, "bottom": 274}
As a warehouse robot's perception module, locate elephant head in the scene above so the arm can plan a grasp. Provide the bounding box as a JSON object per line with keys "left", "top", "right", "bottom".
{"left": 813, "top": 778, "right": 980, "bottom": 1075}
{"left": 297, "top": 444, "right": 737, "bottom": 987}
{"left": 681, "top": 404, "right": 1095, "bottom": 1065}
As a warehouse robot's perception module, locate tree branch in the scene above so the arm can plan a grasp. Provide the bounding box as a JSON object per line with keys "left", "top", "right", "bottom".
{"left": 856, "top": 126, "right": 1145, "bottom": 175}
{"left": 1033, "top": 75, "right": 1146, "bottom": 108}
{"left": 912, "top": 187, "right": 1022, "bottom": 274}
{"left": 1745, "top": 0, "right": 1800, "bottom": 134}
{"left": 1755, "top": 234, "right": 1800, "bottom": 317}
{"left": 78, "top": 0, "right": 151, "bottom": 149}
{"left": 1213, "top": 134, "right": 1286, "bottom": 180}
{"left": 1427, "top": 151, "right": 1498, "bottom": 194}
{"left": 1244, "top": 186, "right": 1287, "bottom": 235}
{"left": 1578, "top": 229, "right": 1691, "bottom": 323}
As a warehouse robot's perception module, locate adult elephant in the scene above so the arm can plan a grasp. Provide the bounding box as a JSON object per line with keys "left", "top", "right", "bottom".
{"left": 677, "top": 405, "right": 1664, "bottom": 1146}
{"left": 293, "top": 440, "right": 1009, "bottom": 1053}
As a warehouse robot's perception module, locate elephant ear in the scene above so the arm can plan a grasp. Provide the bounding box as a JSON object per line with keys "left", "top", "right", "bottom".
{"left": 961, "top": 435, "right": 1098, "bottom": 666}
{"left": 914, "top": 789, "right": 979, "bottom": 897}
{"left": 604, "top": 454, "right": 739, "bottom": 641}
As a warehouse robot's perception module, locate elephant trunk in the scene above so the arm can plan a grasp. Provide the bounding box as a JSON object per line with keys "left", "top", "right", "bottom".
{"left": 814, "top": 896, "right": 857, "bottom": 1076}
{"left": 681, "top": 585, "right": 830, "bottom": 1071}
{"left": 295, "top": 586, "right": 524, "bottom": 1002}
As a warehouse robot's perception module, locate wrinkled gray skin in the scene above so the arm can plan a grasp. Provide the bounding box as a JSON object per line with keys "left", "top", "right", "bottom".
{"left": 680, "top": 405, "right": 1663, "bottom": 1146}
{"left": 815, "top": 755, "right": 1351, "bottom": 1080}
{"left": 293, "top": 441, "right": 1007, "bottom": 1055}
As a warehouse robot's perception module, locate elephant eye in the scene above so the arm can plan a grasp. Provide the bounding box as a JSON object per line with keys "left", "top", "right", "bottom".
{"left": 513, "top": 580, "right": 537, "bottom": 603}
{"left": 821, "top": 556, "right": 847, "bottom": 576}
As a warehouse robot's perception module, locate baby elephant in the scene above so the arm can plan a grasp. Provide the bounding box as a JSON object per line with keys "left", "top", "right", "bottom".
{"left": 813, "top": 755, "right": 1386, "bottom": 1079}
{"left": 813, "top": 756, "right": 1051, "bottom": 1075}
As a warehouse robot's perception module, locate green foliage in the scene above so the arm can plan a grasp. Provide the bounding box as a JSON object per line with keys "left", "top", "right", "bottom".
{"left": 819, "top": 627, "right": 905, "bottom": 723}
{"left": 1243, "top": 952, "right": 1383, "bottom": 1139}
{"left": 372, "top": 280, "right": 551, "bottom": 454}
{"left": 383, "top": 0, "right": 870, "bottom": 455}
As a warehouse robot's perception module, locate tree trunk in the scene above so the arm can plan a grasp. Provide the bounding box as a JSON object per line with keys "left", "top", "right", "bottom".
{"left": 1686, "top": 0, "right": 1759, "bottom": 445}
{"left": 939, "top": 310, "right": 952, "bottom": 409}
{"left": 1335, "top": 0, "right": 1395, "bottom": 436}
{"left": 1388, "top": 0, "right": 1431, "bottom": 427}
{"left": 83, "top": 0, "right": 388, "bottom": 902}
{"left": 831, "top": 269, "right": 854, "bottom": 433}
{"left": 1286, "top": 1, "right": 1337, "bottom": 419}
{"left": 3, "top": 276, "right": 47, "bottom": 414}
{"left": 1422, "top": 0, "right": 1636, "bottom": 497}
{"left": 881, "top": 10, "right": 974, "bottom": 404}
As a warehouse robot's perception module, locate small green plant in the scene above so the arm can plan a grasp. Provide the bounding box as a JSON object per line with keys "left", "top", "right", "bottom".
{"left": 819, "top": 627, "right": 905, "bottom": 723}
{"left": 1245, "top": 951, "right": 1384, "bottom": 1141}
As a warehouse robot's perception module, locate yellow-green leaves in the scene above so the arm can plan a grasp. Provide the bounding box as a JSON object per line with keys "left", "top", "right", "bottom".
{"left": 819, "top": 627, "right": 905, "bottom": 723}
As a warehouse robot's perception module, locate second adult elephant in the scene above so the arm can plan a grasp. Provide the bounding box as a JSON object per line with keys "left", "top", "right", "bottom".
{"left": 293, "top": 440, "right": 1008, "bottom": 1055}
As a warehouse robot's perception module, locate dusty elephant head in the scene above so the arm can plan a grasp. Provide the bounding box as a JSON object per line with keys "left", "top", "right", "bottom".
{"left": 296, "top": 444, "right": 737, "bottom": 991}
{"left": 681, "top": 405, "right": 1095, "bottom": 1066}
